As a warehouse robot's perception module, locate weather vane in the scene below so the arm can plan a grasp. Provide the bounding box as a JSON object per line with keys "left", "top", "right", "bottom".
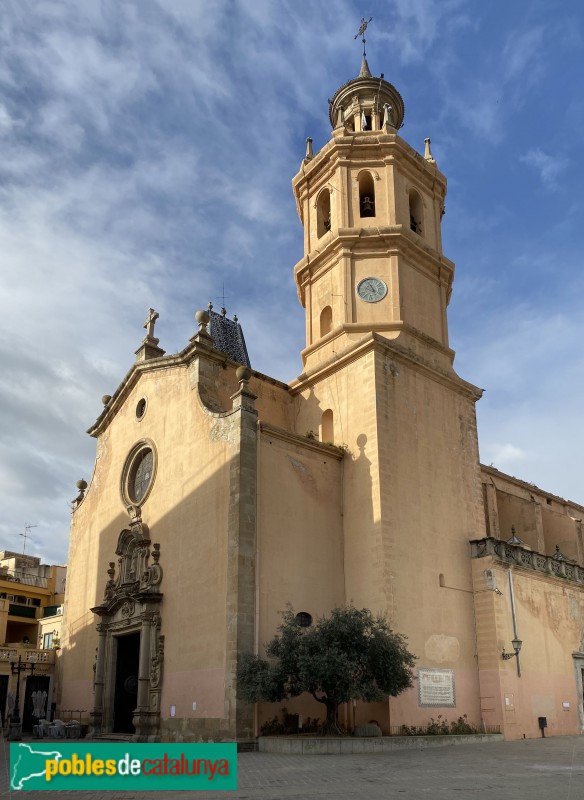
{"left": 354, "top": 16, "right": 373, "bottom": 57}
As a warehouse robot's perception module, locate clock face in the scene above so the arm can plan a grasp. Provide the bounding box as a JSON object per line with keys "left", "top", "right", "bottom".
{"left": 357, "top": 277, "right": 387, "bottom": 303}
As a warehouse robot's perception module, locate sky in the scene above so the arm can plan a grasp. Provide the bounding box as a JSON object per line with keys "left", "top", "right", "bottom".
{"left": 1, "top": 0, "right": 583, "bottom": 565}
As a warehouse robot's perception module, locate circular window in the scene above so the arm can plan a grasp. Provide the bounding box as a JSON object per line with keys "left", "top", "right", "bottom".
{"left": 121, "top": 441, "right": 157, "bottom": 507}
{"left": 296, "top": 612, "right": 313, "bottom": 628}
{"left": 135, "top": 398, "right": 147, "bottom": 420}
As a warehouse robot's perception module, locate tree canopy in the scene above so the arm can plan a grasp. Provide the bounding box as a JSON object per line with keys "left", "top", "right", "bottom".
{"left": 237, "top": 606, "right": 416, "bottom": 734}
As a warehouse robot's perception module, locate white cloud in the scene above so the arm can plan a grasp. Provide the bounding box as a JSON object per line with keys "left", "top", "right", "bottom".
{"left": 485, "top": 443, "right": 528, "bottom": 468}
{"left": 377, "top": 0, "right": 471, "bottom": 65}
{"left": 0, "top": 102, "right": 14, "bottom": 132}
{"left": 521, "top": 147, "right": 569, "bottom": 189}
{"left": 501, "top": 26, "right": 545, "bottom": 81}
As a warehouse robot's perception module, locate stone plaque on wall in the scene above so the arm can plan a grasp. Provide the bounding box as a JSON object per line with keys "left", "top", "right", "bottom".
{"left": 418, "top": 668, "right": 456, "bottom": 707}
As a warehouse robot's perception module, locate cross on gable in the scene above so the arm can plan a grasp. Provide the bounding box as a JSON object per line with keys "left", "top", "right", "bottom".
{"left": 144, "top": 308, "right": 159, "bottom": 340}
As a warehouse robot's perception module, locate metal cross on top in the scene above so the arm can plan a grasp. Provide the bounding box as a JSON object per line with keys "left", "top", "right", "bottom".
{"left": 144, "top": 308, "right": 159, "bottom": 340}
{"left": 355, "top": 16, "right": 373, "bottom": 57}
{"left": 215, "top": 282, "right": 230, "bottom": 316}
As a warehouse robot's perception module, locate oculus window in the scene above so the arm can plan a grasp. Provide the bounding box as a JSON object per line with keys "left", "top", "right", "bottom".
{"left": 122, "top": 440, "right": 157, "bottom": 507}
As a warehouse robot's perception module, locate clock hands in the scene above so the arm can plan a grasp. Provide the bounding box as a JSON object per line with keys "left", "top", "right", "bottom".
{"left": 357, "top": 277, "right": 387, "bottom": 303}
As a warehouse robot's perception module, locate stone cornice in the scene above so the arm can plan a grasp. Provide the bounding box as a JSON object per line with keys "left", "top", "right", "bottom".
{"left": 289, "top": 329, "right": 482, "bottom": 402}
{"left": 293, "top": 131, "right": 447, "bottom": 201}
{"left": 259, "top": 421, "right": 345, "bottom": 460}
{"left": 471, "top": 537, "right": 584, "bottom": 587}
{"left": 300, "top": 319, "right": 454, "bottom": 365}
{"left": 91, "top": 591, "right": 163, "bottom": 617}
{"left": 88, "top": 339, "right": 289, "bottom": 438}
{"left": 294, "top": 226, "right": 454, "bottom": 308}
{"left": 480, "top": 464, "right": 584, "bottom": 517}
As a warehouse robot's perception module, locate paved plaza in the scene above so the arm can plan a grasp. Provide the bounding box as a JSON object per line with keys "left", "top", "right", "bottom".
{"left": 1, "top": 736, "right": 583, "bottom": 799}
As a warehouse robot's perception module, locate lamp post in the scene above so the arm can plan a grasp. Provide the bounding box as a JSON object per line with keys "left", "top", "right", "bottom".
{"left": 501, "top": 637, "right": 523, "bottom": 674}
{"left": 8, "top": 652, "right": 38, "bottom": 741}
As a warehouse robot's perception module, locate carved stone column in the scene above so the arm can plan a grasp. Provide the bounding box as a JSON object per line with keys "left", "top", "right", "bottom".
{"left": 131, "top": 615, "right": 163, "bottom": 741}
{"left": 89, "top": 624, "right": 107, "bottom": 735}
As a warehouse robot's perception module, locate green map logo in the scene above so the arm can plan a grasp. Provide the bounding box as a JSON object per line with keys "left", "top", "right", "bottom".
{"left": 10, "top": 742, "right": 237, "bottom": 791}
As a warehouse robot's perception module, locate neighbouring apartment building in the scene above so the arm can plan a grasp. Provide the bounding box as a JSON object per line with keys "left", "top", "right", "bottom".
{"left": 0, "top": 550, "right": 66, "bottom": 730}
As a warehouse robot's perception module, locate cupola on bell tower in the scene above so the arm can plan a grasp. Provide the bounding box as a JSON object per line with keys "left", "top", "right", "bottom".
{"left": 292, "top": 41, "right": 453, "bottom": 375}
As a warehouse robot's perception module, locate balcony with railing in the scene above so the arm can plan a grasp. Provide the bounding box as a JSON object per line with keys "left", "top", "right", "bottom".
{"left": 0, "top": 567, "right": 48, "bottom": 588}
{"left": 42, "top": 605, "right": 62, "bottom": 618}
{"left": 471, "top": 537, "right": 584, "bottom": 585}
{"left": 0, "top": 647, "right": 55, "bottom": 666}
{"left": 8, "top": 603, "right": 38, "bottom": 619}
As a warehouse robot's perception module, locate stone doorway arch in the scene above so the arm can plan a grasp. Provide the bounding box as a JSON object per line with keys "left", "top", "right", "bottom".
{"left": 90, "top": 506, "right": 164, "bottom": 741}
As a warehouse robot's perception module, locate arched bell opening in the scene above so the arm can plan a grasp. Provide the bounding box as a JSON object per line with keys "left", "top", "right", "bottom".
{"left": 361, "top": 111, "right": 373, "bottom": 131}
{"left": 320, "top": 306, "right": 333, "bottom": 337}
{"left": 409, "top": 189, "right": 424, "bottom": 236}
{"left": 359, "top": 172, "right": 376, "bottom": 218}
{"left": 316, "top": 189, "right": 332, "bottom": 238}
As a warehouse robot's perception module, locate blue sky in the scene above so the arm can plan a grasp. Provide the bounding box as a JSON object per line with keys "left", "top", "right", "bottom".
{"left": 1, "top": 0, "right": 583, "bottom": 564}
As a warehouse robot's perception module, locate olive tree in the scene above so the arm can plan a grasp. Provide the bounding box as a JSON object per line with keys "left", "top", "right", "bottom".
{"left": 237, "top": 606, "right": 416, "bottom": 734}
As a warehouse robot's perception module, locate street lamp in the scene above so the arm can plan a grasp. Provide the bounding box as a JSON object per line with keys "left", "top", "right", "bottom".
{"left": 501, "top": 638, "right": 522, "bottom": 662}
{"left": 8, "top": 652, "right": 38, "bottom": 741}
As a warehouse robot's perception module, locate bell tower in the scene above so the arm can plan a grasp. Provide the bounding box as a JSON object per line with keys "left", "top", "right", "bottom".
{"left": 292, "top": 54, "right": 452, "bottom": 373}
{"left": 289, "top": 41, "right": 485, "bottom": 723}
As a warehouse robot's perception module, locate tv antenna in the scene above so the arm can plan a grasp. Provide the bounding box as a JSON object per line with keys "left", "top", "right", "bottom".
{"left": 20, "top": 523, "right": 38, "bottom": 555}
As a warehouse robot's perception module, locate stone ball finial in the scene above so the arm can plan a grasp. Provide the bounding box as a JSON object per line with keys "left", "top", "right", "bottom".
{"left": 76, "top": 479, "right": 88, "bottom": 492}
{"left": 102, "top": 394, "right": 112, "bottom": 406}
{"left": 195, "top": 309, "right": 210, "bottom": 328}
{"left": 236, "top": 365, "right": 252, "bottom": 384}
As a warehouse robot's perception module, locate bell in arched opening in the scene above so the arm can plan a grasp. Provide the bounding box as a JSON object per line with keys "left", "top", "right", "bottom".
{"left": 360, "top": 195, "right": 375, "bottom": 217}
{"left": 358, "top": 171, "right": 376, "bottom": 219}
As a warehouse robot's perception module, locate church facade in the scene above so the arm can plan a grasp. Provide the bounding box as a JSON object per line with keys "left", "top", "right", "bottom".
{"left": 60, "top": 54, "right": 584, "bottom": 743}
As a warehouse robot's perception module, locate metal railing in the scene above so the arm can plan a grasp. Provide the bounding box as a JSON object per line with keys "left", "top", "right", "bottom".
{"left": 57, "top": 709, "right": 89, "bottom": 723}
{"left": 389, "top": 723, "right": 501, "bottom": 736}
{"left": 0, "top": 568, "right": 48, "bottom": 588}
{"left": 8, "top": 603, "right": 38, "bottom": 619}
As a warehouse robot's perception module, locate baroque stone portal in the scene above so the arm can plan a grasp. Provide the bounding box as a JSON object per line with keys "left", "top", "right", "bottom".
{"left": 90, "top": 506, "right": 163, "bottom": 741}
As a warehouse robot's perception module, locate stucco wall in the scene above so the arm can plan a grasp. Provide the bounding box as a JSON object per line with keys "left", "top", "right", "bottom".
{"left": 257, "top": 430, "right": 344, "bottom": 642}
{"left": 62, "top": 361, "right": 234, "bottom": 734}
{"left": 472, "top": 556, "right": 584, "bottom": 739}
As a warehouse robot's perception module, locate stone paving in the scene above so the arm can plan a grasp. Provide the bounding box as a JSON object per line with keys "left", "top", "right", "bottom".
{"left": 1, "top": 735, "right": 583, "bottom": 799}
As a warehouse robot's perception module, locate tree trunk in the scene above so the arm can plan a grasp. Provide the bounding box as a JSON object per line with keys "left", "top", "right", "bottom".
{"left": 311, "top": 693, "right": 343, "bottom": 735}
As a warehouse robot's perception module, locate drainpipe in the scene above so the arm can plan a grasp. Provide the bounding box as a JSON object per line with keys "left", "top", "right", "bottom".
{"left": 508, "top": 571, "right": 521, "bottom": 677}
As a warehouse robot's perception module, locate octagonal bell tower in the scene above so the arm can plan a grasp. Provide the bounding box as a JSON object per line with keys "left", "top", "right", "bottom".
{"left": 292, "top": 54, "right": 453, "bottom": 374}
{"left": 289, "top": 47, "right": 485, "bottom": 698}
